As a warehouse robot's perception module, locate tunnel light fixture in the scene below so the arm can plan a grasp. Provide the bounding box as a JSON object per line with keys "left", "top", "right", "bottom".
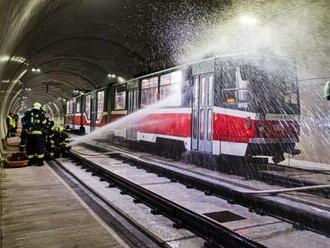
{"left": 31, "top": 68, "right": 41, "bottom": 73}
{"left": 73, "top": 89, "right": 84, "bottom": 95}
{"left": 107, "top": 73, "right": 116, "bottom": 78}
{"left": 24, "top": 87, "right": 31, "bottom": 91}
{"left": 0, "top": 55, "right": 28, "bottom": 65}
{"left": 0, "top": 55, "right": 10, "bottom": 62}
{"left": 1, "top": 80, "right": 10, "bottom": 83}
{"left": 11, "top": 56, "right": 27, "bottom": 64}
{"left": 118, "top": 76, "right": 126, "bottom": 83}
{"left": 239, "top": 15, "right": 258, "bottom": 25}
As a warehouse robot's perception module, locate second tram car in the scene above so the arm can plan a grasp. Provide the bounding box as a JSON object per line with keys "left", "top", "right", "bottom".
{"left": 65, "top": 54, "right": 300, "bottom": 164}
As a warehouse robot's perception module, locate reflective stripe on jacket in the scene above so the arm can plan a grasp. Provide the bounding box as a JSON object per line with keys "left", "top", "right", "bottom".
{"left": 31, "top": 130, "right": 43, "bottom": 135}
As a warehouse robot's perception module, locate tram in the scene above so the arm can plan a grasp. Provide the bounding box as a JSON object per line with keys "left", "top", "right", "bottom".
{"left": 65, "top": 54, "right": 300, "bottom": 164}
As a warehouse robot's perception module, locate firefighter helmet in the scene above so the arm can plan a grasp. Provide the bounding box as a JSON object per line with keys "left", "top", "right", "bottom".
{"left": 32, "top": 102, "right": 42, "bottom": 109}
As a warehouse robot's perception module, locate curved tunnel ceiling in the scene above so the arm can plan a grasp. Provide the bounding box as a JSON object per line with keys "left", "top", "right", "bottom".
{"left": 0, "top": 0, "right": 231, "bottom": 123}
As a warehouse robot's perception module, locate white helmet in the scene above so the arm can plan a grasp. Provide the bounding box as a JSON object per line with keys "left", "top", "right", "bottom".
{"left": 32, "top": 102, "right": 42, "bottom": 109}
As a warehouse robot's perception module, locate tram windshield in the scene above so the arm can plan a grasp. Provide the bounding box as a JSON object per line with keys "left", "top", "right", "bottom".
{"left": 244, "top": 64, "right": 300, "bottom": 115}
{"left": 220, "top": 60, "right": 300, "bottom": 115}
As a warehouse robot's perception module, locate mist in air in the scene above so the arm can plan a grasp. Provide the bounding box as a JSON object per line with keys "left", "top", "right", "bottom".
{"left": 71, "top": 0, "right": 330, "bottom": 163}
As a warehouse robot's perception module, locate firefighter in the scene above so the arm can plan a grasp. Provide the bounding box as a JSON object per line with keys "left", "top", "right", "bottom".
{"left": 20, "top": 113, "right": 28, "bottom": 152}
{"left": 324, "top": 81, "right": 330, "bottom": 100}
{"left": 6, "top": 112, "right": 17, "bottom": 137}
{"left": 25, "top": 102, "right": 47, "bottom": 166}
{"left": 53, "top": 126, "right": 70, "bottom": 158}
{"left": 45, "top": 120, "right": 55, "bottom": 160}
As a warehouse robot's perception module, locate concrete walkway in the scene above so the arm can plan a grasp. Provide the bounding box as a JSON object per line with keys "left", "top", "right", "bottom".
{"left": 0, "top": 164, "right": 128, "bottom": 248}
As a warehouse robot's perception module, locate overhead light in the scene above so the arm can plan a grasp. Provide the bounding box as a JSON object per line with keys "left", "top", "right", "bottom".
{"left": 0, "top": 55, "right": 10, "bottom": 62}
{"left": 107, "top": 73, "right": 116, "bottom": 78}
{"left": 0, "top": 55, "right": 28, "bottom": 65}
{"left": 118, "top": 76, "right": 126, "bottom": 83}
{"left": 73, "top": 89, "right": 80, "bottom": 94}
{"left": 31, "top": 68, "right": 41, "bottom": 73}
{"left": 239, "top": 15, "right": 258, "bottom": 25}
{"left": 25, "top": 87, "right": 31, "bottom": 91}
{"left": 1, "top": 80, "right": 10, "bottom": 83}
{"left": 11, "top": 56, "right": 27, "bottom": 63}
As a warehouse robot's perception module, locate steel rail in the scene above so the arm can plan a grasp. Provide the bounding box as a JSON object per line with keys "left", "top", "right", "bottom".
{"left": 69, "top": 150, "right": 264, "bottom": 248}
{"left": 84, "top": 141, "right": 330, "bottom": 198}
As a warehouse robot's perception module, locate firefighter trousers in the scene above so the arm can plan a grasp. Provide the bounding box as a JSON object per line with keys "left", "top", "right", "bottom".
{"left": 26, "top": 133, "right": 45, "bottom": 165}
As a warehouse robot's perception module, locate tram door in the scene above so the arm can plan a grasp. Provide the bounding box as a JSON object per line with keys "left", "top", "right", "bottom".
{"left": 90, "top": 91, "right": 97, "bottom": 132}
{"left": 192, "top": 74, "right": 214, "bottom": 153}
{"left": 128, "top": 89, "right": 139, "bottom": 114}
{"left": 126, "top": 89, "right": 139, "bottom": 139}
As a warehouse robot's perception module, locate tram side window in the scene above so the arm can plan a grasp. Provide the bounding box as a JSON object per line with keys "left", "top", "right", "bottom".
{"left": 69, "top": 100, "right": 74, "bottom": 114}
{"left": 97, "top": 91, "right": 104, "bottom": 119}
{"left": 160, "top": 74, "right": 170, "bottom": 100}
{"left": 66, "top": 101, "right": 70, "bottom": 114}
{"left": 141, "top": 77, "right": 158, "bottom": 107}
{"left": 73, "top": 98, "right": 76, "bottom": 114}
{"left": 85, "top": 94, "right": 91, "bottom": 119}
{"left": 160, "top": 71, "right": 182, "bottom": 106}
{"left": 115, "top": 85, "right": 127, "bottom": 110}
{"left": 76, "top": 97, "right": 81, "bottom": 113}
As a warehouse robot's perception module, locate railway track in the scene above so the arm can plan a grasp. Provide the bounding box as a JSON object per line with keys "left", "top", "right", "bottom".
{"left": 51, "top": 155, "right": 263, "bottom": 248}
{"left": 74, "top": 142, "right": 330, "bottom": 237}
{"left": 84, "top": 140, "right": 330, "bottom": 199}
{"left": 49, "top": 144, "right": 329, "bottom": 247}
{"left": 50, "top": 148, "right": 330, "bottom": 247}
{"left": 73, "top": 135, "right": 330, "bottom": 198}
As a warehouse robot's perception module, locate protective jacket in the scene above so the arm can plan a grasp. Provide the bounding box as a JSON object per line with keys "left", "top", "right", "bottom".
{"left": 24, "top": 108, "right": 47, "bottom": 134}
{"left": 7, "top": 115, "right": 16, "bottom": 129}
